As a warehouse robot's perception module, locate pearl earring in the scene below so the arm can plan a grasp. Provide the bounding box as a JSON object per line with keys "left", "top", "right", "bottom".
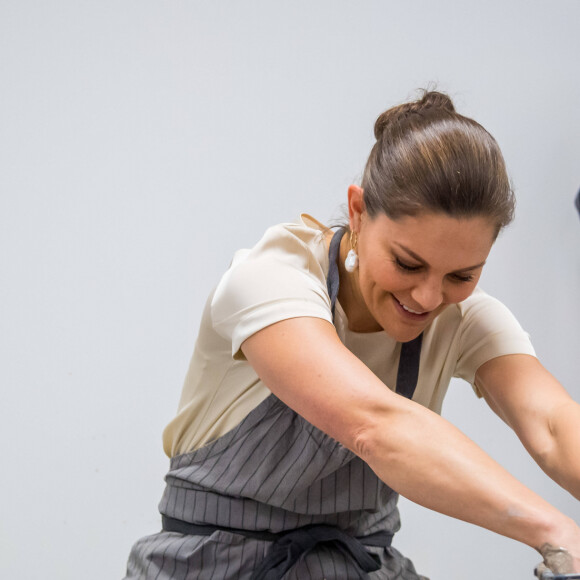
{"left": 344, "top": 232, "right": 358, "bottom": 273}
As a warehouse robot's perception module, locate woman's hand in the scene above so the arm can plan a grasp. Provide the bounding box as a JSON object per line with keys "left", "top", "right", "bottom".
{"left": 536, "top": 539, "right": 580, "bottom": 577}
{"left": 537, "top": 520, "right": 580, "bottom": 574}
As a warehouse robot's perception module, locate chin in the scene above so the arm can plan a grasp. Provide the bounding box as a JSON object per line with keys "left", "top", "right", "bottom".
{"left": 396, "top": 330, "right": 424, "bottom": 343}
{"left": 383, "top": 325, "right": 424, "bottom": 343}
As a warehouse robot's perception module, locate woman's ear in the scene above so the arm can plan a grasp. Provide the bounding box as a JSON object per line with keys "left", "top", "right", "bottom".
{"left": 347, "top": 185, "right": 365, "bottom": 232}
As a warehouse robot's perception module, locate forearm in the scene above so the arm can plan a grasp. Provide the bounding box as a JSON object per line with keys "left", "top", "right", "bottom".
{"left": 243, "top": 322, "right": 580, "bottom": 566}
{"left": 358, "top": 401, "right": 580, "bottom": 552}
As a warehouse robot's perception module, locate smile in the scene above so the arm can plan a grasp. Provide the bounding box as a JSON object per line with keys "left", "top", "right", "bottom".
{"left": 401, "top": 303, "right": 425, "bottom": 315}
{"left": 394, "top": 297, "right": 430, "bottom": 319}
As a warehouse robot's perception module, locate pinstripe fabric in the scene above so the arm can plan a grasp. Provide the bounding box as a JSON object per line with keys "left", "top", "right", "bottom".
{"left": 124, "top": 395, "right": 424, "bottom": 579}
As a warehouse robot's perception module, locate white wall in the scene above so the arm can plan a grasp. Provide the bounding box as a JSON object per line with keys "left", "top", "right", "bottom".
{"left": 2, "top": 1, "right": 579, "bottom": 578}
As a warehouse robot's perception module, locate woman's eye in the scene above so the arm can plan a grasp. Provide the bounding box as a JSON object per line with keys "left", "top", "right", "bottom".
{"left": 395, "top": 258, "right": 422, "bottom": 272}
{"left": 451, "top": 273, "right": 474, "bottom": 283}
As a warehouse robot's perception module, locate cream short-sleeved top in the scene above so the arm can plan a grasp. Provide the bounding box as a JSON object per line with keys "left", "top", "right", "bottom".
{"left": 163, "top": 215, "right": 536, "bottom": 457}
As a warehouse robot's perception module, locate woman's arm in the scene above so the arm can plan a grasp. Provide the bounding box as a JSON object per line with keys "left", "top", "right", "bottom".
{"left": 475, "top": 353, "right": 580, "bottom": 500}
{"left": 242, "top": 317, "right": 580, "bottom": 567}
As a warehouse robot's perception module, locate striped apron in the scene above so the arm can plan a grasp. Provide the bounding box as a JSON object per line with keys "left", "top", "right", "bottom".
{"left": 124, "top": 229, "right": 427, "bottom": 579}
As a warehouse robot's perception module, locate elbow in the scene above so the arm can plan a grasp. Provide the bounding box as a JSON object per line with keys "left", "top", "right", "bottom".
{"left": 348, "top": 401, "right": 439, "bottom": 482}
{"left": 349, "top": 409, "right": 406, "bottom": 467}
{"left": 351, "top": 425, "right": 377, "bottom": 463}
{"left": 522, "top": 404, "right": 570, "bottom": 481}
{"left": 523, "top": 430, "right": 569, "bottom": 490}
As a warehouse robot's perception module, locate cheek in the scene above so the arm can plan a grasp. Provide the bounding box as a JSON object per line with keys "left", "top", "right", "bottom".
{"left": 445, "top": 283, "right": 477, "bottom": 304}
{"left": 364, "top": 265, "right": 405, "bottom": 295}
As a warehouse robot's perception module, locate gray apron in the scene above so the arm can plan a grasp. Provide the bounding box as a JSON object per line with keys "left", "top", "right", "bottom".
{"left": 124, "top": 228, "right": 426, "bottom": 579}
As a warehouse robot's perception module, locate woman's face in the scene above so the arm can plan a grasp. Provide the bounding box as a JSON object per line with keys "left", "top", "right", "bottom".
{"left": 348, "top": 189, "right": 497, "bottom": 342}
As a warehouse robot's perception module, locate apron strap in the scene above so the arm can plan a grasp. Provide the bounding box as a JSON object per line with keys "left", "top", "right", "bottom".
{"left": 327, "top": 227, "right": 422, "bottom": 400}
{"left": 326, "top": 226, "right": 343, "bottom": 320}
{"left": 396, "top": 333, "right": 423, "bottom": 399}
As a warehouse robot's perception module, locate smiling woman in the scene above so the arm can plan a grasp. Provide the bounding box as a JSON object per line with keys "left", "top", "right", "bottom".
{"left": 123, "top": 91, "right": 580, "bottom": 580}
{"left": 336, "top": 202, "right": 496, "bottom": 339}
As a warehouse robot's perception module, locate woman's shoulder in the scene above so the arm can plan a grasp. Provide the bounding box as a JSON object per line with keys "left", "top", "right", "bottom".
{"left": 228, "top": 214, "right": 333, "bottom": 277}
{"left": 259, "top": 213, "right": 332, "bottom": 253}
{"left": 210, "top": 215, "right": 337, "bottom": 359}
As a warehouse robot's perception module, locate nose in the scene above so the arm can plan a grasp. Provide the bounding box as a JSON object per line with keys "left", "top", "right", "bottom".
{"left": 410, "top": 276, "right": 444, "bottom": 312}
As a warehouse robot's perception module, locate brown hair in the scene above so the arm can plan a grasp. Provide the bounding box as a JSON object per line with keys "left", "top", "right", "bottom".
{"left": 362, "top": 90, "right": 515, "bottom": 236}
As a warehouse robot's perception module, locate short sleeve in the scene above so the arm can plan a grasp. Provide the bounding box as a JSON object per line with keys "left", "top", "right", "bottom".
{"left": 210, "top": 223, "right": 333, "bottom": 360}
{"left": 454, "top": 288, "right": 536, "bottom": 392}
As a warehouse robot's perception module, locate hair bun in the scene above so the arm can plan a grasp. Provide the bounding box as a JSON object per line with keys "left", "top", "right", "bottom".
{"left": 374, "top": 90, "right": 456, "bottom": 140}
{"left": 419, "top": 90, "right": 455, "bottom": 113}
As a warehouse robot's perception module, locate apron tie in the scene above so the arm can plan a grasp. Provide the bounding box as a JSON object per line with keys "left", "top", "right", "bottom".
{"left": 162, "top": 516, "right": 392, "bottom": 580}
{"left": 250, "top": 524, "right": 392, "bottom": 580}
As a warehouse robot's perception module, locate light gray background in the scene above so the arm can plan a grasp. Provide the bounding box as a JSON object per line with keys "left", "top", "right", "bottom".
{"left": 1, "top": 1, "right": 579, "bottom": 579}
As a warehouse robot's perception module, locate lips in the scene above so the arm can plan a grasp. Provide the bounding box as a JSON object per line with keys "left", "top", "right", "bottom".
{"left": 393, "top": 296, "right": 430, "bottom": 320}
{"left": 400, "top": 303, "right": 425, "bottom": 315}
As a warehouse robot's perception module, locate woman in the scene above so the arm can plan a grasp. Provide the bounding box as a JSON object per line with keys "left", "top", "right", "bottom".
{"left": 124, "top": 91, "right": 580, "bottom": 579}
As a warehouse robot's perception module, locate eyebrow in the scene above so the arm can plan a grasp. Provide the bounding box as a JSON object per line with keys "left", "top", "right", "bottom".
{"left": 393, "top": 242, "right": 487, "bottom": 272}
